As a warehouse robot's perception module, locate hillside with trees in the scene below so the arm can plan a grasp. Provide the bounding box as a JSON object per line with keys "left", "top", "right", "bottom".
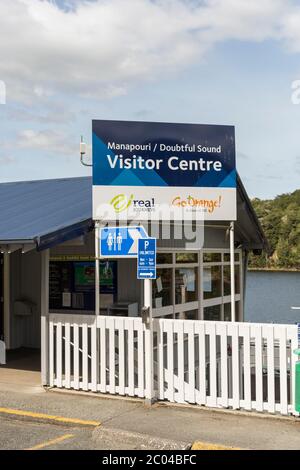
{"left": 249, "top": 190, "right": 300, "bottom": 270}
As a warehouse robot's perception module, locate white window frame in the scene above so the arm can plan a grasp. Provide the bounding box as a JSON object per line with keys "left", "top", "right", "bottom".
{"left": 153, "top": 248, "right": 243, "bottom": 321}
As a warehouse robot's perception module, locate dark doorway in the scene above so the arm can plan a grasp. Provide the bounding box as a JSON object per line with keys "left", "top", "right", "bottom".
{"left": 0, "top": 254, "right": 3, "bottom": 341}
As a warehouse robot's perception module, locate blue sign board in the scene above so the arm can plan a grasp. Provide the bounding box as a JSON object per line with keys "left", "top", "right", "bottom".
{"left": 93, "top": 120, "right": 236, "bottom": 188}
{"left": 100, "top": 226, "right": 148, "bottom": 258}
{"left": 137, "top": 238, "right": 156, "bottom": 279}
{"left": 92, "top": 120, "right": 237, "bottom": 221}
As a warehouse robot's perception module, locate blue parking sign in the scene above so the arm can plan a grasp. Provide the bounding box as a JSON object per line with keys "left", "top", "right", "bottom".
{"left": 137, "top": 238, "right": 156, "bottom": 280}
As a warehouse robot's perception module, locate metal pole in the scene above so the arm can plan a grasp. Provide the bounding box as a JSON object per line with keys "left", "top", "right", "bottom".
{"left": 3, "top": 253, "right": 10, "bottom": 349}
{"left": 95, "top": 222, "right": 100, "bottom": 316}
{"left": 230, "top": 221, "right": 236, "bottom": 322}
{"left": 41, "top": 249, "right": 50, "bottom": 386}
{"left": 144, "top": 278, "right": 154, "bottom": 404}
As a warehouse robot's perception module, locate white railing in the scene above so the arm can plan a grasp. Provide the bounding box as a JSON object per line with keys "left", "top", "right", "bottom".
{"left": 49, "top": 314, "right": 298, "bottom": 416}
{"left": 153, "top": 320, "right": 298, "bottom": 415}
{"left": 49, "top": 314, "right": 146, "bottom": 397}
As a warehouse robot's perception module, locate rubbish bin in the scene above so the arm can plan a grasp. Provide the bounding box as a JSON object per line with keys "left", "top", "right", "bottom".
{"left": 293, "top": 348, "right": 300, "bottom": 413}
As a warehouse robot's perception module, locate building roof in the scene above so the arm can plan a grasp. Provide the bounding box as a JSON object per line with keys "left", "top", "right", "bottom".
{"left": 0, "top": 177, "right": 93, "bottom": 250}
{"left": 0, "top": 175, "right": 268, "bottom": 252}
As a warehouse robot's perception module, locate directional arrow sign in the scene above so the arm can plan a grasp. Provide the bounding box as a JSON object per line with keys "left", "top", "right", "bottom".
{"left": 100, "top": 226, "right": 148, "bottom": 258}
{"left": 137, "top": 238, "right": 156, "bottom": 280}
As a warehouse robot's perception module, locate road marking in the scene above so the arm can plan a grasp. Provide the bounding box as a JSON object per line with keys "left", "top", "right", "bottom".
{"left": 192, "top": 441, "right": 241, "bottom": 450}
{"left": 0, "top": 407, "right": 100, "bottom": 427}
{"left": 26, "top": 433, "right": 75, "bottom": 450}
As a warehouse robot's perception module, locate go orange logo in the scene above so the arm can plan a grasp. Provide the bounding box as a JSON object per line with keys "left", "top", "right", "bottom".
{"left": 110, "top": 194, "right": 133, "bottom": 213}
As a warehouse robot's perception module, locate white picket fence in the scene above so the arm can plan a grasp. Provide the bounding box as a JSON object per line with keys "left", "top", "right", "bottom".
{"left": 49, "top": 314, "right": 298, "bottom": 416}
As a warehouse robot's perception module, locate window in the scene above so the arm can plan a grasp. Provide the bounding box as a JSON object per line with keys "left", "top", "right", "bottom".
{"left": 204, "top": 305, "right": 221, "bottom": 321}
{"left": 49, "top": 260, "right": 117, "bottom": 311}
{"left": 224, "top": 252, "right": 240, "bottom": 262}
{"left": 223, "top": 265, "right": 240, "bottom": 296}
{"left": 175, "top": 309, "right": 198, "bottom": 320}
{"left": 175, "top": 252, "right": 198, "bottom": 263}
{"left": 203, "top": 252, "right": 221, "bottom": 263}
{"left": 152, "top": 268, "right": 172, "bottom": 308}
{"left": 175, "top": 267, "right": 198, "bottom": 304}
{"left": 157, "top": 253, "right": 172, "bottom": 264}
{"left": 224, "top": 302, "right": 240, "bottom": 322}
{"left": 203, "top": 266, "right": 222, "bottom": 299}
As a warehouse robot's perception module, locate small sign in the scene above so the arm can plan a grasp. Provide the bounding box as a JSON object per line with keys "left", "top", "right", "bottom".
{"left": 137, "top": 238, "right": 156, "bottom": 279}
{"left": 100, "top": 226, "right": 148, "bottom": 258}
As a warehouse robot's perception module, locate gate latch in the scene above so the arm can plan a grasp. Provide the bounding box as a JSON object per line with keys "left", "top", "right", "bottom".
{"left": 141, "top": 306, "right": 150, "bottom": 327}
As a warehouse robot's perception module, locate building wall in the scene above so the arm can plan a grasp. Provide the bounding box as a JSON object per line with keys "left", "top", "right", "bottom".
{"left": 9, "top": 250, "right": 41, "bottom": 349}
{"left": 7, "top": 225, "right": 247, "bottom": 348}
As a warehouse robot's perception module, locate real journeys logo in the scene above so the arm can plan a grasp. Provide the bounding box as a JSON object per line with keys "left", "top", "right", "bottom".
{"left": 110, "top": 194, "right": 155, "bottom": 213}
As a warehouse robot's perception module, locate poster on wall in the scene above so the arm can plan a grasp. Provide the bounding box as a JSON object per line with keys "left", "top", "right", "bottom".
{"left": 92, "top": 120, "right": 236, "bottom": 221}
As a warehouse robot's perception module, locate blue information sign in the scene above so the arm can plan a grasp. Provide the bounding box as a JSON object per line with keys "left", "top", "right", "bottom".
{"left": 100, "top": 226, "right": 148, "bottom": 258}
{"left": 92, "top": 120, "right": 237, "bottom": 221}
{"left": 137, "top": 238, "right": 156, "bottom": 279}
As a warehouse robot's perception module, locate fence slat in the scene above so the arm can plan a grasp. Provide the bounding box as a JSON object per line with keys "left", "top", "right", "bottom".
{"left": 56, "top": 322, "right": 62, "bottom": 388}
{"left": 64, "top": 322, "right": 71, "bottom": 389}
{"left": 254, "top": 325, "right": 263, "bottom": 411}
{"left": 100, "top": 317, "right": 106, "bottom": 393}
{"left": 278, "top": 327, "right": 288, "bottom": 415}
{"left": 241, "top": 324, "right": 251, "bottom": 410}
{"left": 176, "top": 321, "right": 185, "bottom": 403}
{"left": 186, "top": 322, "right": 195, "bottom": 403}
{"left": 117, "top": 318, "right": 125, "bottom": 396}
{"left": 127, "top": 320, "right": 135, "bottom": 396}
{"left": 136, "top": 319, "right": 144, "bottom": 398}
{"left": 91, "top": 320, "right": 97, "bottom": 392}
{"left": 49, "top": 319, "right": 54, "bottom": 387}
{"left": 198, "top": 322, "right": 206, "bottom": 405}
{"left": 73, "top": 323, "right": 79, "bottom": 389}
{"left": 266, "top": 326, "right": 275, "bottom": 414}
{"left": 231, "top": 324, "right": 240, "bottom": 410}
{"left": 289, "top": 326, "right": 299, "bottom": 416}
{"left": 157, "top": 320, "right": 165, "bottom": 400}
{"left": 167, "top": 321, "right": 174, "bottom": 402}
{"left": 108, "top": 318, "right": 116, "bottom": 394}
{"left": 219, "top": 323, "right": 228, "bottom": 408}
{"left": 208, "top": 323, "right": 217, "bottom": 407}
{"left": 82, "top": 323, "right": 88, "bottom": 391}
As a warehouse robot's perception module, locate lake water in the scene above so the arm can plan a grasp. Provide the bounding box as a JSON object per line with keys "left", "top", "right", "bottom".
{"left": 245, "top": 271, "right": 300, "bottom": 324}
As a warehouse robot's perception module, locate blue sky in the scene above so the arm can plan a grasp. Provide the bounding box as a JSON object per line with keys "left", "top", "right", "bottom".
{"left": 1, "top": 0, "right": 300, "bottom": 199}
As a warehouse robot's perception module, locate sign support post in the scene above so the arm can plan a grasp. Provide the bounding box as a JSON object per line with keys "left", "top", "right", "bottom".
{"left": 144, "top": 278, "right": 154, "bottom": 404}
{"left": 230, "top": 221, "right": 236, "bottom": 322}
{"left": 95, "top": 221, "right": 100, "bottom": 316}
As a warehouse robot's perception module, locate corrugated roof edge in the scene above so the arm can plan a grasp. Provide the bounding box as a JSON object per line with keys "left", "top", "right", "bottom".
{"left": 0, "top": 175, "right": 91, "bottom": 186}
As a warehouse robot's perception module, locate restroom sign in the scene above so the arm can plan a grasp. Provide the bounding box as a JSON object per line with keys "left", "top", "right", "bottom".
{"left": 99, "top": 226, "right": 148, "bottom": 258}
{"left": 137, "top": 238, "right": 156, "bottom": 279}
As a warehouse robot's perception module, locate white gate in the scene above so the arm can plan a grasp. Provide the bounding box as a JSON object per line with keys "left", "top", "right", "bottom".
{"left": 49, "top": 314, "right": 298, "bottom": 416}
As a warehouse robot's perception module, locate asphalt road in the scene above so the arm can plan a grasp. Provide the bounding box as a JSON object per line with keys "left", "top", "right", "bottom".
{"left": 0, "top": 388, "right": 299, "bottom": 450}
{"left": 0, "top": 416, "right": 97, "bottom": 450}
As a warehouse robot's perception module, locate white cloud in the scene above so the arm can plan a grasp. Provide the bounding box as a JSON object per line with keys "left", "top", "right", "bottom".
{"left": 1, "top": 0, "right": 299, "bottom": 105}
{"left": 0, "top": 155, "right": 16, "bottom": 165}
{"left": 16, "top": 129, "right": 77, "bottom": 155}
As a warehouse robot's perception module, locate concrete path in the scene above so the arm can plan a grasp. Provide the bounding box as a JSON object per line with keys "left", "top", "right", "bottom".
{"left": 0, "top": 387, "right": 299, "bottom": 450}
